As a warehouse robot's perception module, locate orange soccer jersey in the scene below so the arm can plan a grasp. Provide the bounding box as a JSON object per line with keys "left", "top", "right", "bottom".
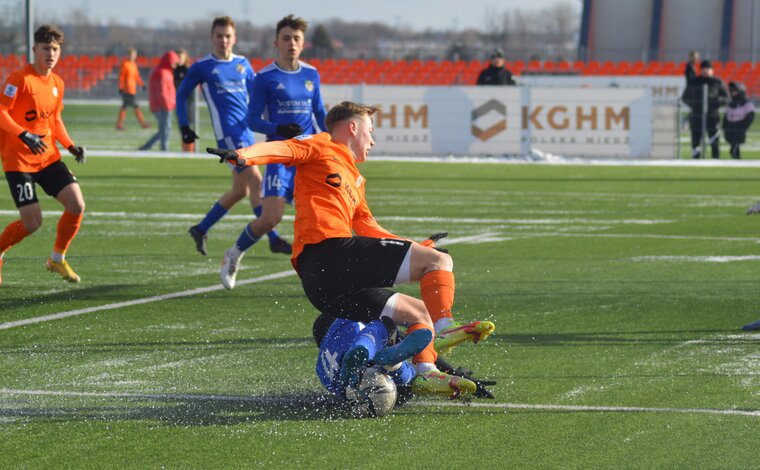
{"left": 119, "top": 60, "right": 144, "bottom": 95}
{"left": 236, "top": 132, "right": 401, "bottom": 261}
{"left": 0, "top": 64, "right": 72, "bottom": 173}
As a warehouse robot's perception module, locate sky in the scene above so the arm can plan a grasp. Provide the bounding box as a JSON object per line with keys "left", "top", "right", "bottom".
{"left": 36, "top": 0, "right": 580, "bottom": 31}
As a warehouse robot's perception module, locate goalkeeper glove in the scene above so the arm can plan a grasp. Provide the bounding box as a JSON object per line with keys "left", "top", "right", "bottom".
{"left": 276, "top": 123, "right": 303, "bottom": 139}
{"left": 206, "top": 147, "right": 245, "bottom": 167}
{"left": 180, "top": 125, "right": 198, "bottom": 144}
{"left": 420, "top": 232, "right": 449, "bottom": 253}
{"left": 68, "top": 145, "right": 86, "bottom": 164}
{"left": 19, "top": 131, "right": 47, "bottom": 155}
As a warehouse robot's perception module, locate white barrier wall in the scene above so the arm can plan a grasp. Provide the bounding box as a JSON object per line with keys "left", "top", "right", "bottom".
{"left": 320, "top": 85, "right": 655, "bottom": 158}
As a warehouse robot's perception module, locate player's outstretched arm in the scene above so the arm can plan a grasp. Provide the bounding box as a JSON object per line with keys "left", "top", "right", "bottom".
{"left": 206, "top": 147, "right": 245, "bottom": 167}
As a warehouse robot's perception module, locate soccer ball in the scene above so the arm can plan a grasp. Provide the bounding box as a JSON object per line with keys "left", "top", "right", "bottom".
{"left": 345, "top": 366, "right": 397, "bottom": 417}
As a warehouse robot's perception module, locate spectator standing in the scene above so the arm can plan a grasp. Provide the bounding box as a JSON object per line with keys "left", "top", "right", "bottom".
{"left": 685, "top": 50, "right": 700, "bottom": 86}
{"left": 681, "top": 60, "right": 729, "bottom": 158}
{"left": 173, "top": 49, "right": 196, "bottom": 152}
{"left": 476, "top": 50, "right": 515, "bottom": 86}
{"left": 722, "top": 81, "right": 755, "bottom": 159}
{"left": 117, "top": 48, "right": 150, "bottom": 130}
{"left": 139, "top": 51, "right": 178, "bottom": 151}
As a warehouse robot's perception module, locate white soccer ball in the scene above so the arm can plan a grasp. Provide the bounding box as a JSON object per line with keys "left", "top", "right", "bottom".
{"left": 345, "top": 366, "right": 397, "bottom": 417}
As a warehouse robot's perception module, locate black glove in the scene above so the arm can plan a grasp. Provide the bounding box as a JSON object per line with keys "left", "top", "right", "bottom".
{"left": 421, "top": 232, "right": 449, "bottom": 253}
{"left": 276, "top": 123, "right": 303, "bottom": 139}
{"left": 68, "top": 145, "right": 86, "bottom": 164}
{"left": 142, "top": 85, "right": 147, "bottom": 92}
{"left": 181, "top": 125, "right": 198, "bottom": 144}
{"left": 206, "top": 147, "right": 244, "bottom": 167}
{"left": 19, "top": 131, "right": 47, "bottom": 155}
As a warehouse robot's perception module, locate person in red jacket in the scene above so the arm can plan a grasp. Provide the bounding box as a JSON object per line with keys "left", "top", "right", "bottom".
{"left": 139, "top": 51, "right": 179, "bottom": 151}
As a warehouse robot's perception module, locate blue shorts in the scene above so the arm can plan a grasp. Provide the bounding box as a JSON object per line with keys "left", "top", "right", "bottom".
{"left": 262, "top": 163, "right": 294, "bottom": 203}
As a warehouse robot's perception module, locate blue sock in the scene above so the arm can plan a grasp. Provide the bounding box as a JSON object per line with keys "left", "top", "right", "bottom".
{"left": 197, "top": 202, "right": 227, "bottom": 234}
{"left": 352, "top": 320, "right": 389, "bottom": 359}
{"left": 253, "top": 205, "right": 280, "bottom": 243}
{"left": 235, "top": 223, "right": 260, "bottom": 252}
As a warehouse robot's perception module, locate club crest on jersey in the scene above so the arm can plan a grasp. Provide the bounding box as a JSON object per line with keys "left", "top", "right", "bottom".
{"left": 236, "top": 64, "right": 246, "bottom": 74}
{"left": 3, "top": 84, "right": 17, "bottom": 98}
{"left": 52, "top": 86, "right": 59, "bottom": 97}
{"left": 304, "top": 80, "right": 314, "bottom": 92}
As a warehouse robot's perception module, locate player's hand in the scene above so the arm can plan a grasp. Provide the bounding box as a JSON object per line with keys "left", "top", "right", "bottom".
{"left": 142, "top": 85, "right": 147, "bottom": 92}
{"left": 18, "top": 131, "right": 47, "bottom": 155}
{"left": 276, "top": 123, "right": 303, "bottom": 139}
{"left": 747, "top": 201, "right": 760, "bottom": 215}
{"left": 420, "top": 232, "right": 449, "bottom": 253}
{"left": 206, "top": 147, "right": 245, "bottom": 167}
{"left": 68, "top": 145, "right": 86, "bottom": 164}
{"left": 181, "top": 125, "right": 198, "bottom": 144}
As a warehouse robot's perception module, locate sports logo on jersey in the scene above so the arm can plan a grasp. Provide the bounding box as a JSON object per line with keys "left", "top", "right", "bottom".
{"left": 236, "top": 64, "right": 245, "bottom": 74}
{"left": 304, "top": 80, "right": 314, "bottom": 92}
{"left": 325, "top": 173, "right": 342, "bottom": 188}
{"left": 3, "top": 83, "right": 17, "bottom": 98}
{"left": 211, "top": 67, "right": 220, "bottom": 75}
{"left": 356, "top": 175, "right": 364, "bottom": 187}
{"left": 276, "top": 82, "right": 286, "bottom": 90}
{"left": 52, "top": 86, "right": 59, "bottom": 97}
{"left": 295, "top": 134, "right": 313, "bottom": 141}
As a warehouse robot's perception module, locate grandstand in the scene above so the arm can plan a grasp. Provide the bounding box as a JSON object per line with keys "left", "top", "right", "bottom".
{"left": 2, "top": 52, "right": 760, "bottom": 97}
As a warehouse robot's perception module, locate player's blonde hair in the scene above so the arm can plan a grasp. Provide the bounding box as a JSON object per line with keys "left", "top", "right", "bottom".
{"left": 325, "top": 102, "right": 381, "bottom": 133}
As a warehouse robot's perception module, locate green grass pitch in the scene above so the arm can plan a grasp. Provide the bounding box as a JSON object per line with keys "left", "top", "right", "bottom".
{"left": 1, "top": 104, "right": 760, "bottom": 467}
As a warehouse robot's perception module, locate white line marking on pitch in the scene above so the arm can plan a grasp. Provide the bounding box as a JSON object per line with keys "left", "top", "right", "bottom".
{"left": 0, "top": 389, "right": 757, "bottom": 417}
{"left": 0, "top": 270, "right": 296, "bottom": 331}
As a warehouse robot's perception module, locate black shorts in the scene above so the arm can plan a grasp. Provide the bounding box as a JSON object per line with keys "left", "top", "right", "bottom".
{"left": 121, "top": 92, "right": 138, "bottom": 108}
{"left": 296, "top": 236, "right": 412, "bottom": 323}
{"left": 5, "top": 161, "right": 78, "bottom": 208}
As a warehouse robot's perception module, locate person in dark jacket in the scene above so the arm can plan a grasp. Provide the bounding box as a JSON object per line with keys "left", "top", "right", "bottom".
{"left": 476, "top": 50, "right": 515, "bottom": 86}
{"left": 173, "top": 48, "right": 196, "bottom": 152}
{"left": 684, "top": 50, "right": 700, "bottom": 86}
{"left": 680, "top": 60, "right": 729, "bottom": 158}
{"left": 722, "top": 82, "right": 755, "bottom": 159}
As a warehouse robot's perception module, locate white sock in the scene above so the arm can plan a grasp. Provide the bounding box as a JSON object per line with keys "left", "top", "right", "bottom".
{"left": 434, "top": 317, "right": 455, "bottom": 334}
{"left": 415, "top": 362, "right": 437, "bottom": 374}
{"left": 50, "top": 251, "right": 64, "bottom": 263}
{"left": 227, "top": 246, "right": 243, "bottom": 259}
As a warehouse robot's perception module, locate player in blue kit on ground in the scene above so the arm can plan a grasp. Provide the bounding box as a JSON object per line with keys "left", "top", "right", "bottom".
{"left": 220, "top": 14, "right": 326, "bottom": 289}
{"left": 177, "top": 16, "right": 290, "bottom": 256}
{"left": 312, "top": 313, "right": 497, "bottom": 406}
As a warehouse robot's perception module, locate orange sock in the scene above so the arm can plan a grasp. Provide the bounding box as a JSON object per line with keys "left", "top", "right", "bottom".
{"left": 53, "top": 211, "right": 83, "bottom": 255}
{"left": 0, "top": 220, "right": 31, "bottom": 254}
{"left": 408, "top": 323, "right": 437, "bottom": 365}
{"left": 420, "top": 270, "right": 455, "bottom": 323}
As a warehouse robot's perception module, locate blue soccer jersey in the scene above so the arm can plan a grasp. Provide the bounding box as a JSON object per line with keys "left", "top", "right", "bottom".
{"left": 176, "top": 53, "right": 255, "bottom": 149}
{"left": 248, "top": 60, "right": 326, "bottom": 141}
{"left": 316, "top": 318, "right": 416, "bottom": 400}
